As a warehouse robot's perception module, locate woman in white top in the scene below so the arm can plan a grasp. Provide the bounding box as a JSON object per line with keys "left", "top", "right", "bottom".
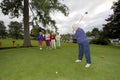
{"left": 55, "top": 32, "right": 61, "bottom": 47}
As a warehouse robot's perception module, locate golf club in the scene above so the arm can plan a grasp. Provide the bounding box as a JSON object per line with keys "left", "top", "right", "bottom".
{"left": 77, "top": 12, "right": 88, "bottom": 25}
{"left": 72, "top": 12, "right": 88, "bottom": 33}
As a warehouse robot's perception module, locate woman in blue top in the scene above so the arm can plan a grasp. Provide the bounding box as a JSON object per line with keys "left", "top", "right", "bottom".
{"left": 72, "top": 24, "right": 91, "bottom": 68}
{"left": 38, "top": 32, "right": 44, "bottom": 50}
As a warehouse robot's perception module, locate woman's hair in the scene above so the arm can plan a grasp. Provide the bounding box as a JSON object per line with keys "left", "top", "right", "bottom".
{"left": 72, "top": 24, "right": 79, "bottom": 31}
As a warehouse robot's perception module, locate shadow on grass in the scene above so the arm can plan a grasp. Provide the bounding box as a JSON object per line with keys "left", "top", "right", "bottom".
{"left": 0, "top": 46, "right": 38, "bottom": 50}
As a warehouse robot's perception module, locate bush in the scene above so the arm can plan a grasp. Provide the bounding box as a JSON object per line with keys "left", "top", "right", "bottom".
{"left": 72, "top": 39, "right": 77, "bottom": 43}
{"left": 90, "top": 38, "right": 110, "bottom": 45}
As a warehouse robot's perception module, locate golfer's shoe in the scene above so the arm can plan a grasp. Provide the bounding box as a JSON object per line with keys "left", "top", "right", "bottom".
{"left": 75, "top": 59, "right": 81, "bottom": 62}
{"left": 85, "top": 64, "right": 91, "bottom": 68}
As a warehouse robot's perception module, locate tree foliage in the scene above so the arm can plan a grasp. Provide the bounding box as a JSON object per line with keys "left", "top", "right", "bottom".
{"left": 8, "top": 21, "right": 23, "bottom": 39}
{"left": 103, "top": 0, "right": 120, "bottom": 39}
{"left": 0, "top": 0, "right": 69, "bottom": 28}
{"left": 31, "top": 27, "right": 39, "bottom": 37}
{"left": 30, "top": 0, "right": 69, "bottom": 28}
{"left": 0, "top": 20, "right": 7, "bottom": 38}
{"left": 91, "top": 28, "right": 100, "bottom": 38}
{"left": 61, "top": 34, "right": 71, "bottom": 42}
{"left": 0, "top": 0, "right": 23, "bottom": 18}
{"left": 86, "top": 31, "right": 92, "bottom": 37}
{"left": 86, "top": 27, "right": 100, "bottom": 38}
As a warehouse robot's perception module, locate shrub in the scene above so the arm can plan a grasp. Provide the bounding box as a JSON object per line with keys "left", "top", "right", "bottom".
{"left": 90, "top": 38, "right": 110, "bottom": 45}
{"left": 72, "top": 39, "right": 77, "bottom": 43}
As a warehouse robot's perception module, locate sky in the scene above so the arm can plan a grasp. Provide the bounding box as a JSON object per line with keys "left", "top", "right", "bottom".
{"left": 0, "top": 0, "right": 116, "bottom": 34}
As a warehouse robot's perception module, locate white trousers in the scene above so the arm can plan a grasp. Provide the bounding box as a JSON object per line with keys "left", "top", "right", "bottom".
{"left": 51, "top": 40, "right": 56, "bottom": 49}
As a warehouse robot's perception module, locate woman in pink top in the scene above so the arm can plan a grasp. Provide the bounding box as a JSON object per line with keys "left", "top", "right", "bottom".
{"left": 45, "top": 31, "right": 51, "bottom": 49}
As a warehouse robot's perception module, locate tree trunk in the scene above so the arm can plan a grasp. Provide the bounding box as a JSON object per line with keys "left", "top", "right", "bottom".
{"left": 23, "top": 0, "right": 31, "bottom": 47}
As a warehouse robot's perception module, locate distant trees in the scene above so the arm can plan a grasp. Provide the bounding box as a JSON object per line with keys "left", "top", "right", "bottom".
{"left": 0, "top": 20, "right": 24, "bottom": 39}
{"left": 86, "top": 31, "right": 92, "bottom": 37}
{"left": 0, "top": 20, "right": 7, "bottom": 38}
{"left": 61, "top": 34, "right": 72, "bottom": 42}
{"left": 31, "top": 27, "right": 39, "bottom": 37}
{"left": 86, "top": 27, "right": 110, "bottom": 45}
{"left": 86, "top": 27, "right": 100, "bottom": 38}
{"left": 8, "top": 21, "right": 23, "bottom": 39}
{"left": 91, "top": 28, "right": 100, "bottom": 38}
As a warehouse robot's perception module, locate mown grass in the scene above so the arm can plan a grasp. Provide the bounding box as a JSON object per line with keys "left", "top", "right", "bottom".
{"left": 0, "top": 39, "right": 120, "bottom": 80}
{"left": 0, "top": 38, "right": 39, "bottom": 47}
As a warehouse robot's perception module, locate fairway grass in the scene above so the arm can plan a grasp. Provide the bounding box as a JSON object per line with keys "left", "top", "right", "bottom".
{"left": 0, "top": 43, "right": 120, "bottom": 80}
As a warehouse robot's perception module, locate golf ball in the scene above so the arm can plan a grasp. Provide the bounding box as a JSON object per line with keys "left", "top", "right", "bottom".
{"left": 56, "top": 72, "right": 58, "bottom": 74}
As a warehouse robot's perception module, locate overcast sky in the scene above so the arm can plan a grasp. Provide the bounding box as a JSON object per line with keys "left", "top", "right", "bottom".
{"left": 0, "top": 0, "right": 116, "bottom": 34}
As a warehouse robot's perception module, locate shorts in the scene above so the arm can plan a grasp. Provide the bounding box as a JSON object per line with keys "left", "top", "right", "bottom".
{"left": 38, "top": 40, "right": 43, "bottom": 45}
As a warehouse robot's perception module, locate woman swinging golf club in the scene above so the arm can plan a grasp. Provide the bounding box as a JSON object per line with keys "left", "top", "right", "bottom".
{"left": 72, "top": 12, "right": 91, "bottom": 68}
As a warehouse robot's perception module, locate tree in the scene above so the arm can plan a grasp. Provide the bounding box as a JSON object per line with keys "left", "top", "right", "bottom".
{"left": 8, "top": 21, "right": 23, "bottom": 39}
{"left": 61, "top": 34, "right": 72, "bottom": 42}
{"left": 91, "top": 28, "right": 100, "bottom": 38}
{"left": 31, "top": 27, "right": 39, "bottom": 37}
{"left": 0, "top": 20, "right": 7, "bottom": 38}
{"left": 103, "top": 0, "right": 120, "bottom": 39}
{"left": 0, "top": 0, "right": 69, "bottom": 47}
{"left": 86, "top": 31, "right": 92, "bottom": 37}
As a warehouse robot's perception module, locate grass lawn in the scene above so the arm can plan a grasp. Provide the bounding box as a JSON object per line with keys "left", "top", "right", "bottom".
{"left": 0, "top": 41, "right": 120, "bottom": 80}
{"left": 0, "top": 38, "right": 38, "bottom": 47}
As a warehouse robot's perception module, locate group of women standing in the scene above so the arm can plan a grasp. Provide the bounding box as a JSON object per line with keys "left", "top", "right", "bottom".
{"left": 37, "top": 31, "right": 61, "bottom": 50}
